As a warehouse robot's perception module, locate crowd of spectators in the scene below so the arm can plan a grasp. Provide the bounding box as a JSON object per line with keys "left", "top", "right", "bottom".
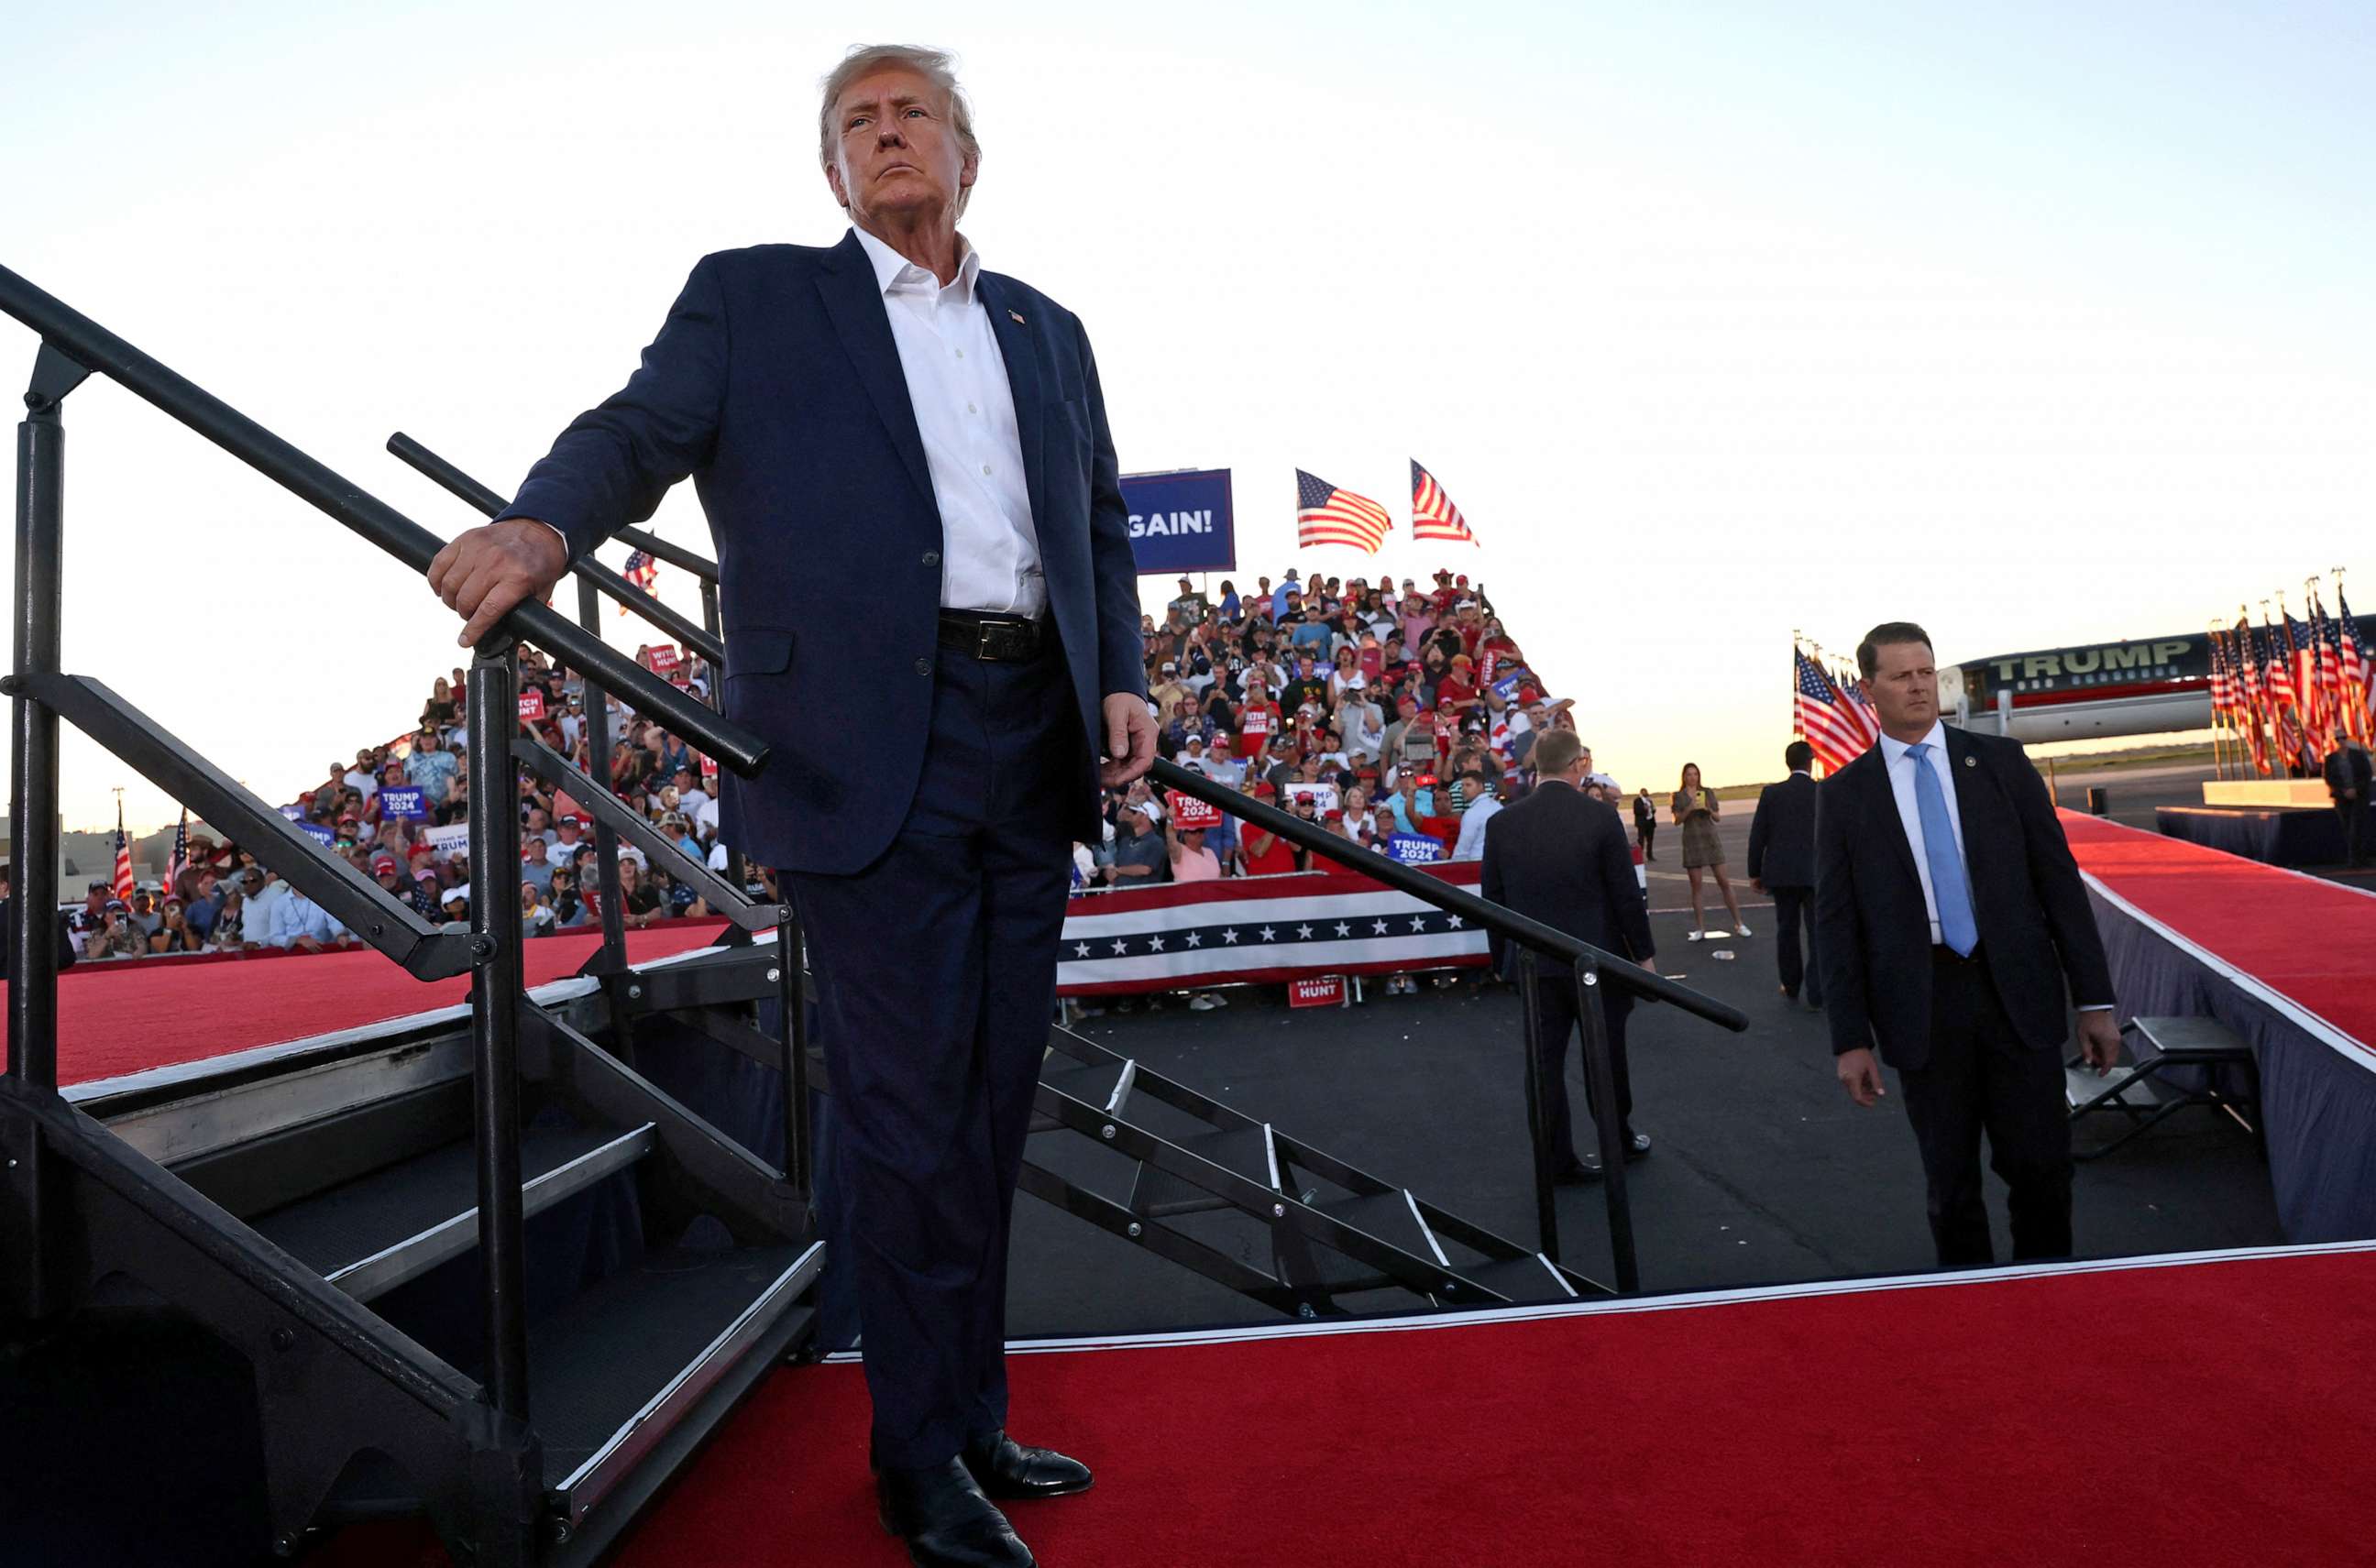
{"left": 1076, "top": 565, "right": 1622, "bottom": 894}
{"left": 67, "top": 643, "right": 751, "bottom": 961}
{"left": 60, "top": 565, "right": 1612, "bottom": 964}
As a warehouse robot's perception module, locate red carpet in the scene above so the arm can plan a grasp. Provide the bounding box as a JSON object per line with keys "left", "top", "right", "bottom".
{"left": 588, "top": 1246, "right": 2376, "bottom": 1568}
{"left": 6, "top": 920, "right": 729, "bottom": 1088}
{"left": 2061, "top": 809, "right": 2375, "bottom": 1058}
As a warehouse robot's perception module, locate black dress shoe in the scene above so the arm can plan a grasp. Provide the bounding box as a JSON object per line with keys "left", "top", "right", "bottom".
{"left": 963, "top": 1431, "right": 1094, "bottom": 1500}
{"left": 1779, "top": 985, "right": 1798, "bottom": 1001}
{"left": 1552, "top": 1159, "right": 1601, "bottom": 1185}
{"left": 1623, "top": 1131, "right": 1653, "bottom": 1161}
{"left": 876, "top": 1458, "right": 1035, "bottom": 1568}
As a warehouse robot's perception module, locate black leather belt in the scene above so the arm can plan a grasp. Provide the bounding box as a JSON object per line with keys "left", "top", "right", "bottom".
{"left": 938, "top": 609, "right": 1048, "bottom": 662}
{"left": 1931, "top": 942, "right": 1984, "bottom": 965}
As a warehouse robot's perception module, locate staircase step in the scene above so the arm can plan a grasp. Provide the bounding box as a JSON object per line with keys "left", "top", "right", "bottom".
{"left": 1038, "top": 1054, "right": 1129, "bottom": 1115}
{"left": 247, "top": 1123, "right": 654, "bottom": 1301}
{"left": 2066, "top": 1065, "right": 2156, "bottom": 1113}
{"left": 1452, "top": 1254, "right": 1582, "bottom": 1304}
{"left": 537, "top": 1241, "right": 822, "bottom": 1526}
{"left": 1132, "top": 1124, "right": 1275, "bottom": 1216}
{"left": 1283, "top": 1189, "right": 1452, "bottom": 1296}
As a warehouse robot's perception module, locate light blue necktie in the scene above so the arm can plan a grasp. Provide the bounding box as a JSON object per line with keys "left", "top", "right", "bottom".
{"left": 1907, "top": 742, "right": 1978, "bottom": 956}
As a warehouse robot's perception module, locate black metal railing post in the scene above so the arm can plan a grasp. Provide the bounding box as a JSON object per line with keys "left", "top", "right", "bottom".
{"left": 1573, "top": 957, "right": 1639, "bottom": 1293}
{"left": 7, "top": 346, "right": 85, "bottom": 1090}
{"left": 775, "top": 911, "right": 810, "bottom": 1197}
{"left": 573, "top": 578, "right": 631, "bottom": 980}
{"left": 465, "top": 637, "right": 531, "bottom": 1420}
{"left": 1515, "top": 951, "right": 1559, "bottom": 1262}
{"left": 697, "top": 580, "right": 749, "bottom": 896}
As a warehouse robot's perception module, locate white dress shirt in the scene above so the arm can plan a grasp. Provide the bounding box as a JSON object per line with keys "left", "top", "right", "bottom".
{"left": 1876, "top": 720, "right": 1968, "bottom": 947}
{"left": 1450, "top": 793, "right": 1502, "bottom": 861}
{"left": 851, "top": 226, "right": 1045, "bottom": 617}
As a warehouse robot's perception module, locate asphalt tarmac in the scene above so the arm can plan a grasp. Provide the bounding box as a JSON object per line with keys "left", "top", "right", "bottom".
{"left": 1006, "top": 776, "right": 2284, "bottom": 1336}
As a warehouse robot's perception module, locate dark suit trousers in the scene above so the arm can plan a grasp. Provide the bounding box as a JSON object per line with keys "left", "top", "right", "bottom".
{"left": 1528, "top": 979, "right": 1635, "bottom": 1166}
{"left": 1769, "top": 884, "right": 1820, "bottom": 1004}
{"left": 2337, "top": 796, "right": 2368, "bottom": 865}
{"left": 1895, "top": 947, "right": 2073, "bottom": 1266}
{"left": 788, "top": 636, "right": 1077, "bottom": 1470}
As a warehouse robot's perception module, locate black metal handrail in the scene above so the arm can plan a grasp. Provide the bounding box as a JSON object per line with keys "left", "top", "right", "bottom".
{"left": 0, "top": 264, "right": 764, "bottom": 778}
{"left": 615, "top": 522, "right": 719, "bottom": 582}
{"left": 387, "top": 433, "right": 723, "bottom": 666}
{"left": 1150, "top": 756, "right": 1744, "bottom": 1292}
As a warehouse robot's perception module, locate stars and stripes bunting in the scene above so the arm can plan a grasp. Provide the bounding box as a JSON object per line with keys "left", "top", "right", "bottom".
{"left": 1409, "top": 460, "right": 1478, "bottom": 545}
{"left": 112, "top": 803, "right": 135, "bottom": 903}
{"left": 1294, "top": 469, "right": 1392, "bottom": 553}
{"left": 1058, "top": 862, "right": 1490, "bottom": 994}
{"left": 1792, "top": 647, "right": 1870, "bottom": 775}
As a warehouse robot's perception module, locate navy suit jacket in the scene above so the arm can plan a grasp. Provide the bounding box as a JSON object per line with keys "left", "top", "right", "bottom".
{"left": 1812, "top": 726, "right": 2113, "bottom": 1069}
{"left": 1479, "top": 782, "right": 1655, "bottom": 986}
{"left": 497, "top": 232, "right": 1146, "bottom": 874}
{"left": 1744, "top": 772, "right": 1818, "bottom": 889}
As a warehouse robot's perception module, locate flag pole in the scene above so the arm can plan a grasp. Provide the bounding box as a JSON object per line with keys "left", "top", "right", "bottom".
{"left": 2207, "top": 619, "right": 2226, "bottom": 783}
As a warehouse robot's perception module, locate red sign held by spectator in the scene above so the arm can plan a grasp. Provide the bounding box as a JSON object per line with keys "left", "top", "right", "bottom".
{"left": 1166, "top": 791, "right": 1224, "bottom": 831}
{"left": 700, "top": 753, "right": 719, "bottom": 784}
{"left": 1289, "top": 975, "right": 1348, "bottom": 1009}
{"left": 647, "top": 644, "right": 682, "bottom": 674}
{"left": 518, "top": 689, "right": 547, "bottom": 722}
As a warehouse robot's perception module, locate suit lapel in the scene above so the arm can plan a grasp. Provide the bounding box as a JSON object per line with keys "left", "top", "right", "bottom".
{"left": 975, "top": 274, "right": 1049, "bottom": 538}
{"left": 813, "top": 232, "right": 935, "bottom": 511}
{"left": 1864, "top": 748, "right": 1923, "bottom": 894}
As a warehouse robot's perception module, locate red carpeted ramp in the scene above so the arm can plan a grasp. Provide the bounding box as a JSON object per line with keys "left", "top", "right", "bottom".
{"left": 6, "top": 920, "right": 728, "bottom": 1088}
{"left": 594, "top": 1245, "right": 2376, "bottom": 1568}
{"left": 2061, "top": 809, "right": 2374, "bottom": 1058}
{"left": 2062, "top": 810, "right": 2376, "bottom": 1241}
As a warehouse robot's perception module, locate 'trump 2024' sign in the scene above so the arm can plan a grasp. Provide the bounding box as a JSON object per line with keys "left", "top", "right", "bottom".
{"left": 1121, "top": 468, "right": 1235, "bottom": 576}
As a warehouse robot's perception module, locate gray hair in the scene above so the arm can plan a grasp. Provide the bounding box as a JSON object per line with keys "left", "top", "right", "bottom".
{"left": 818, "top": 45, "right": 981, "bottom": 215}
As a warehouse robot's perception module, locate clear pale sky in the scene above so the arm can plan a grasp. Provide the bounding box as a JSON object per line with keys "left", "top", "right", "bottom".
{"left": 6, "top": 1, "right": 2370, "bottom": 830}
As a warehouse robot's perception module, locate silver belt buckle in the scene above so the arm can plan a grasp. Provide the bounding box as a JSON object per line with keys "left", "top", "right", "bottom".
{"left": 976, "top": 620, "right": 1001, "bottom": 661}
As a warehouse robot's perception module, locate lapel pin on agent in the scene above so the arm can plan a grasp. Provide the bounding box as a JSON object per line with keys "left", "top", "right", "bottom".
{"left": 1009, "top": 309, "right": 1027, "bottom": 324}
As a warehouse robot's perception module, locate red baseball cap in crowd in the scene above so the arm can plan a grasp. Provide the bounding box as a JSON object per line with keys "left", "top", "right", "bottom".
{"left": 1437, "top": 695, "right": 1457, "bottom": 708}
{"left": 1457, "top": 574, "right": 1469, "bottom": 586}
{"left": 370, "top": 854, "right": 399, "bottom": 876}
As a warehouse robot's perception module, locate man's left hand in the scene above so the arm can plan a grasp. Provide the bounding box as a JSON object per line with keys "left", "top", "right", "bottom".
{"left": 2076, "top": 1010, "right": 2122, "bottom": 1074}
{"left": 1100, "top": 695, "right": 1157, "bottom": 787}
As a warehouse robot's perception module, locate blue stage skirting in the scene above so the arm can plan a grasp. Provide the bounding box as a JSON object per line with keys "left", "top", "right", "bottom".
{"left": 2086, "top": 883, "right": 2376, "bottom": 1243}
{"left": 2155, "top": 805, "right": 2344, "bottom": 867}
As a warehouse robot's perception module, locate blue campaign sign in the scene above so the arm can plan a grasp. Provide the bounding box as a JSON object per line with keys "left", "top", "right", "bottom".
{"left": 1386, "top": 833, "right": 1445, "bottom": 865}
{"left": 1121, "top": 468, "right": 1235, "bottom": 576}
{"left": 379, "top": 786, "right": 428, "bottom": 820}
{"left": 295, "top": 822, "right": 336, "bottom": 846}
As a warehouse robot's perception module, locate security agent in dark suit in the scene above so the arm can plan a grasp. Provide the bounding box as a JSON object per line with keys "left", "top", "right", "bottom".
{"left": 1815, "top": 622, "right": 2119, "bottom": 1267}
{"left": 1746, "top": 740, "right": 1821, "bottom": 1009}
{"left": 1481, "top": 730, "right": 1659, "bottom": 1179}
{"left": 2323, "top": 740, "right": 2372, "bottom": 867}
{"left": 428, "top": 46, "right": 1154, "bottom": 1568}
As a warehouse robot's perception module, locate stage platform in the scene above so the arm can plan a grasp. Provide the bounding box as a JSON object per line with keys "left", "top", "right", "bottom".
{"left": 311, "top": 1241, "right": 2376, "bottom": 1567}
{"left": 2154, "top": 803, "right": 2345, "bottom": 867}
{"left": 2063, "top": 810, "right": 2376, "bottom": 1241}
{"left": 8, "top": 920, "right": 731, "bottom": 1092}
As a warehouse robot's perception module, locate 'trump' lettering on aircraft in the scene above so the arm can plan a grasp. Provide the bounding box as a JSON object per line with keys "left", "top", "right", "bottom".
{"left": 1990, "top": 639, "right": 2192, "bottom": 683}
{"left": 1128, "top": 510, "right": 1214, "bottom": 538}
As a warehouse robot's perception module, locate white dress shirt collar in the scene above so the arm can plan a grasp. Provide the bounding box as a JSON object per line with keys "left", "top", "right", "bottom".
{"left": 1877, "top": 718, "right": 1948, "bottom": 770}
{"left": 852, "top": 225, "right": 982, "bottom": 305}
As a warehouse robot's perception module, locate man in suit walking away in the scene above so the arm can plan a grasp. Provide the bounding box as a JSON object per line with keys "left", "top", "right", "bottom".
{"left": 1482, "top": 731, "right": 1659, "bottom": 1180}
{"left": 427, "top": 45, "right": 1154, "bottom": 1568}
{"left": 2323, "top": 738, "right": 2372, "bottom": 868}
{"left": 1632, "top": 785, "right": 1656, "bottom": 861}
{"left": 1814, "top": 622, "right": 2119, "bottom": 1267}
{"left": 1747, "top": 740, "right": 1822, "bottom": 1010}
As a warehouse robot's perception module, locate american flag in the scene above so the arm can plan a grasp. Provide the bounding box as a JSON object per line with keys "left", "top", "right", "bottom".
{"left": 2338, "top": 583, "right": 2371, "bottom": 742}
{"left": 1294, "top": 470, "right": 1392, "bottom": 553}
{"left": 2283, "top": 600, "right": 2328, "bottom": 753}
{"left": 2309, "top": 587, "right": 2349, "bottom": 744}
{"left": 112, "top": 803, "right": 135, "bottom": 903}
{"left": 617, "top": 548, "right": 659, "bottom": 615}
{"left": 1792, "top": 647, "right": 1869, "bottom": 774}
{"left": 164, "top": 808, "right": 190, "bottom": 894}
{"left": 2260, "top": 609, "right": 2296, "bottom": 714}
{"left": 1409, "top": 460, "right": 1477, "bottom": 545}
{"left": 2207, "top": 626, "right": 2235, "bottom": 720}
{"left": 1834, "top": 662, "right": 1883, "bottom": 747}
{"left": 2233, "top": 611, "right": 2272, "bottom": 775}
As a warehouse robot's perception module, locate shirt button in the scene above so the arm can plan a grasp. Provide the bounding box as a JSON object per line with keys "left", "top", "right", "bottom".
{"left": 915, "top": 657, "right": 932, "bottom": 676}
{"left": 982, "top": 464, "right": 993, "bottom": 476}
{"left": 954, "top": 348, "right": 964, "bottom": 359}
{"left": 921, "top": 550, "right": 940, "bottom": 566}
{"left": 967, "top": 402, "right": 977, "bottom": 414}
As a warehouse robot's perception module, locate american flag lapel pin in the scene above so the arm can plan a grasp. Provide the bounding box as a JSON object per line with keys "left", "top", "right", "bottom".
{"left": 1008, "top": 309, "right": 1027, "bottom": 325}
{"left": 1964, "top": 756, "right": 1976, "bottom": 768}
